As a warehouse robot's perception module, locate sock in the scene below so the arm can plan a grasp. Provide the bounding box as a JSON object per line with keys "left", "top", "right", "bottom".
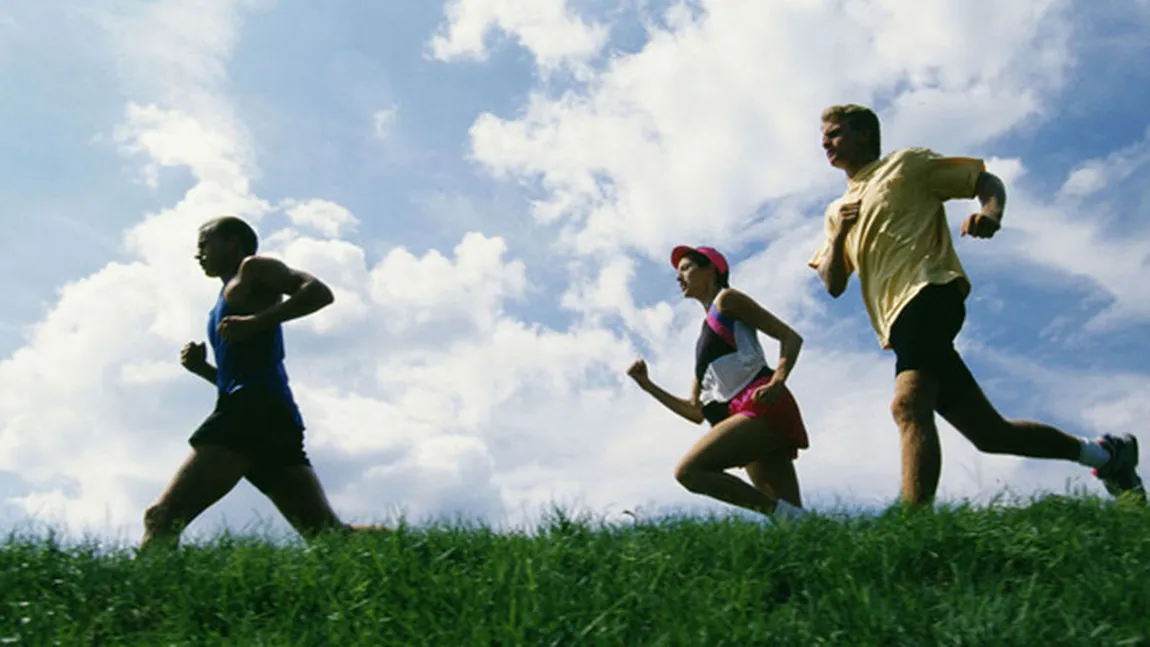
{"left": 1079, "top": 438, "right": 1111, "bottom": 469}
{"left": 773, "top": 499, "right": 807, "bottom": 519}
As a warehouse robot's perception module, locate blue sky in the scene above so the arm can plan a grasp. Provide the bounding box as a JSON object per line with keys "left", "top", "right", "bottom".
{"left": 1, "top": 0, "right": 1149, "bottom": 542}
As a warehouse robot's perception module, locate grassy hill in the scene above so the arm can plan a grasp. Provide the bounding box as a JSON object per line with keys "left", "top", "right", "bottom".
{"left": 2, "top": 496, "right": 1148, "bottom": 646}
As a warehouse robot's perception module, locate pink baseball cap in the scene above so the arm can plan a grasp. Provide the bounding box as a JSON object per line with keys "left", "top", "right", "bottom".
{"left": 670, "top": 245, "right": 729, "bottom": 275}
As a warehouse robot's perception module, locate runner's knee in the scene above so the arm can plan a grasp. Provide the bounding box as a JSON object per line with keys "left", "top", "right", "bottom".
{"left": 969, "top": 435, "right": 1007, "bottom": 454}
{"left": 674, "top": 459, "right": 705, "bottom": 492}
{"left": 890, "top": 390, "right": 932, "bottom": 430}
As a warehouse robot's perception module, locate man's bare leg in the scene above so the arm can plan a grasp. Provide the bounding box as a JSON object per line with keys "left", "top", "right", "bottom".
{"left": 141, "top": 445, "right": 248, "bottom": 551}
{"left": 937, "top": 379, "right": 1081, "bottom": 460}
{"left": 674, "top": 414, "right": 796, "bottom": 516}
{"left": 891, "top": 370, "right": 943, "bottom": 506}
{"left": 937, "top": 371, "right": 1144, "bottom": 498}
{"left": 249, "top": 465, "right": 390, "bottom": 540}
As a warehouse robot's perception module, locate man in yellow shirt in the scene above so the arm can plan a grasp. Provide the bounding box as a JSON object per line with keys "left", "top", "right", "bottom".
{"left": 809, "top": 104, "right": 1144, "bottom": 506}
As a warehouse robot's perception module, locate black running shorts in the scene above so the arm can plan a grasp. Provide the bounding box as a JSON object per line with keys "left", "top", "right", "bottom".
{"left": 189, "top": 386, "right": 311, "bottom": 474}
{"left": 888, "top": 280, "right": 978, "bottom": 414}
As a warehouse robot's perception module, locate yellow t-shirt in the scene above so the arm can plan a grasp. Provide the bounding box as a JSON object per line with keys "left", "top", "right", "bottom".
{"left": 808, "top": 147, "right": 986, "bottom": 349}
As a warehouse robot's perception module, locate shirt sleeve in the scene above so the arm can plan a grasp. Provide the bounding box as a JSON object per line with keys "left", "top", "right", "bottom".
{"left": 808, "top": 240, "right": 829, "bottom": 270}
{"left": 918, "top": 149, "right": 986, "bottom": 200}
{"left": 807, "top": 200, "right": 853, "bottom": 273}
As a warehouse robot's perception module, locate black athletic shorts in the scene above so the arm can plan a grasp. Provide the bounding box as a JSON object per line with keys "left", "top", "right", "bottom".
{"left": 888, "top": 280, "right": 978, "bottom": 414}
{"left": 189, "top": 386, "right": 311, "bottom": 474}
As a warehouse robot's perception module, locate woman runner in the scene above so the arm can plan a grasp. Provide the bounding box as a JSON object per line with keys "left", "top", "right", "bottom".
{"left": 626, "top": 246, "right": 811, "bottom": 519}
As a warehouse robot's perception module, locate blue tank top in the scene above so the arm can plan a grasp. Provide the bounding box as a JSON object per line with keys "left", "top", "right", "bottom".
{"left": 207, "top": 284, "right": 303, "bottom": 427}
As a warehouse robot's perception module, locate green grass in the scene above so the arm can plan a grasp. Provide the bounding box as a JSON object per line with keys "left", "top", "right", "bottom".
{"left": 2, "top": 496, "right": 1149, "bottom": 646}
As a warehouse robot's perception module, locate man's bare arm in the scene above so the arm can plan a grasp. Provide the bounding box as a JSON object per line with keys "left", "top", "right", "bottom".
{"left": 817, "top": 234, "right": 852, "bottom": 298}
{"left": 974, "top": 171, "right": 1006, "bottom": 220}
{"left": 179, "top": 341, "right": 218, "bottom": 386}
{"left": 814, "top": 201, "right": 858, "bottom": 297}
{"left": 961, "top": 172, "right": 1007, "bottom": 238}
{"left": 189, "top": 363, "right": 218, "bottom": 385}
{"left": 240, "top": 257, "right": 335, "bottom": 329}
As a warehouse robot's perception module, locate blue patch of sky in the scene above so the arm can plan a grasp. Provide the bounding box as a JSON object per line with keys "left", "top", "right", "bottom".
{"left": 226, "top": 1, "right": 595, "bottom": 330}
{"left": 229, "top": 1, "right": 666, "bottom": 334}
{"left": 987, "top": 3, "right": 1150, "bottom": 196}
{"left": 230, "top": 0, "right": 540, "bottom": 253}
{"left": 0, "top": 7, "right": 181, "bottom": 357}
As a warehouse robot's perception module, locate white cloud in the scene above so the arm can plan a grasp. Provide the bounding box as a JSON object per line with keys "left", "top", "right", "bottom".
{"left": 282, "top": 199, "right": 360, "bottom": 238}
{"left": 984, "top": 157, "right": 1027, "bottom": 187}
{"left": 0, "top": 98, "right": 638, "bottom": 535}
{"left": 0, "top": 105, "right": 270, "bottom": 534}
{"left": 1057, "top": 127, "right": 1150, "bottom": 200}
{"left": 93, "top": 0, "right": 259, "bottom": 149}
{"left": 372, "top": 105, "right": 398, "bottom": 140}
{"left": 956, "top": 132, "right": 1150, "bottom": 332}
{"left": 466, "top": 0, "right": 1072, "bottom": 260}
{"left": 120, "top": 360, "right": 183, "bottom": 385}
{"left": 369, "top": 232, "right": 527, "bottom": 334}
{"left": 0, "top": 86, "right": 652, "bottom": 536}
{"left": 429, "top": 0, "right": 608, "bottom": 73}
{"left": 266, "top": 232, "right": 373, "bottom": 335}
{"left": 113, "top": 102, "right": 253, "bottom": 191}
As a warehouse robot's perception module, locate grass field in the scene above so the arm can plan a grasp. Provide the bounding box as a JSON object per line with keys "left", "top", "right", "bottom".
{"left": 2, "top": 495, "right": 1149, "bottom": 646}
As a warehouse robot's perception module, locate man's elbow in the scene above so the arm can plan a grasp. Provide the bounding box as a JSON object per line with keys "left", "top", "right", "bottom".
{"left": 816, "top": 266, "right": 844, "bottom": 298}
{"left": 976, "top": 171, "right": 1006, "bottom": 199}
{"left": 307, "top": 280, "right": 335, "bottom": 307}
{"left": 821, "top": 275, "right": 846, "bottom": 298}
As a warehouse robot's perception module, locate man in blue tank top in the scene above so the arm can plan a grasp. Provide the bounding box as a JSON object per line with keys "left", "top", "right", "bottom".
{"left": 140, "top": 216, "right": 386, "bottom": 550}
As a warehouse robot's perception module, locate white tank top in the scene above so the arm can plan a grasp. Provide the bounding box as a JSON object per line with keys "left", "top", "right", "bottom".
{"left": 695, "top": 302, "right": 770, "bottom": 404}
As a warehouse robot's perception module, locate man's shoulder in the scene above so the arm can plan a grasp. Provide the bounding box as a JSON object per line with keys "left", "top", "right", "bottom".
{"left": 238, "top": 254, "right": 278, "bottom": 267}
{"left": 822, "top": 195, "right": 844, "bottom": 216}
{"left": 870, "top": 147, "right": 947, "bottom": 185}
{"left": 231, "top": 256, "right": 286, "bottom": 294}
{"left": 236, "top": 254, "right": 288, "bottom": 276}
{"left": 887, "top": 147, "right": 940, "bottom": 165}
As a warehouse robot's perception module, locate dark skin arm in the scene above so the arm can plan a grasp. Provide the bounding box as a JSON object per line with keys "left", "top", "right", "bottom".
{"left": 626, "top": 359, "right": 706, "bottom": 425}
{"left": 715, "top": 288, "right": 803, "bottom": 405}
{"left": 960, "top": 171, "right": 1006, "bottom": 238}
{"left": 179, "top": 257, "right": 334, "bottom": 385}
{"left": 816, "top": 201, "right": 858, "bottom": 298}
{"left": 218, "top": 256, "right": 335, "bottom": 343}
{"left": 179, "top": 342, "right": 217, "bottom": 385}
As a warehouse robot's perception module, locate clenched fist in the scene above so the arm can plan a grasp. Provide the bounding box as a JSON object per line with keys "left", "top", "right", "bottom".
{"left": 834, "top": 200, "right": 861, "bottom": 240}
{"left": 218, "top": 314, "right": 261, "bottom": 343}
{"left": 626, "top": 358, "right": 649, "bottom": 385}
{"left": 960, "top": 211, "right": 1001, "bottom": 239}
{"left": 180, "top": 341, "right": 207, "bottom": 371}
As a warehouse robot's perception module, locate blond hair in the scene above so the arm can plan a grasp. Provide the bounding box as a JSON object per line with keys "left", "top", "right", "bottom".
{"left": 821, "top": 104, "right": 881, "bottom": 158}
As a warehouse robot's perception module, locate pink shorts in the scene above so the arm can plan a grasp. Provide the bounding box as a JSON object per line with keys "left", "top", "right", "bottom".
{"left": 728, "top": 377, "right": 810, "bottom": 459}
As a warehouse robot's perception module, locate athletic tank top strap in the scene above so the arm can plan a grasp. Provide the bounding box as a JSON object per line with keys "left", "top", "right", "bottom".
{"left": 694, "top": 301, "right": 771, "bottom": 410}
{"left": 694, "top": 303, "right": 738, "bottom": 382}
{"left": 207, "top": 283, "right": 303, "bottom": 427}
